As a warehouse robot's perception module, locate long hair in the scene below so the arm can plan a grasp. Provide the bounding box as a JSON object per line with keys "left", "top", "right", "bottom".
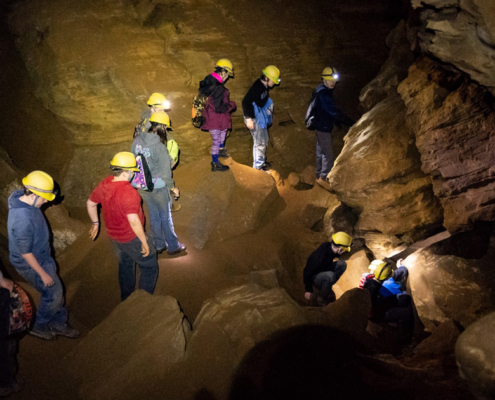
{"left": 148, "top": 122, "right": 168, "bottom": 144}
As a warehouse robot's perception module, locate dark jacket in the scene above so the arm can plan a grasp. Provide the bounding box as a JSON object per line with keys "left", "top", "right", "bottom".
{"left": 242, "top": 79, "right": 269, "bottom": 119}
{"left": 199, "top": 73, "right": 236, "bottom": 131}
{"left": 303, "top": 242, "right": 346, "bottom": 292}
{"left": 7, "top": 190, "right": 51, "bottom": 267}
{"left": 313, "top": 83, "right": 354, "bottom": 133}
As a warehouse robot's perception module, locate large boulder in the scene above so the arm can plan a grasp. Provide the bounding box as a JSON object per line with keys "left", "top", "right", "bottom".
{"left": 407, "top": 229, "right": 495, "bottom": 331}
{"left": 398, "top": 56, "right": 495, "bottom": 234}
{"left": 328, "top": 94, "right": 443, "bottom": 254}
{"left": 66, "top": 291, "right": 189, "bottom": 400}
{"left": 456, "top": 311, "right": 495, "bottom": 400}
{"left": 411, "top": 0, "right": 495, "bottom": 94}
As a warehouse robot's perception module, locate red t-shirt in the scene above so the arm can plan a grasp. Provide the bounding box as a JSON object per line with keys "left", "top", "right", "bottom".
{"left": 89, "top": 176, "right": 144, "bottom": 242}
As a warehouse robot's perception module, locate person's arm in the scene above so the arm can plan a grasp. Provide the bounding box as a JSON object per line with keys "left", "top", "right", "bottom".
{"left": 156, "top": 145, "right": 175, "bottom": 190}
{"left": 21, "top": 253, "right": 54, "bottom": 287}
{"left": 86, "top": 199, "right": 100, "bottom": 240}
{"left": 0, "top": 270, "right": 13, "bottom": 293}
{"left": 127, "top": 213, "right": 149, "bottom": 257}
{"left": 319, "top": 93, "right": 355, "bottom": 126}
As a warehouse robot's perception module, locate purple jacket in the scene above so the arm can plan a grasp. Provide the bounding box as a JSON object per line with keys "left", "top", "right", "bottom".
{"left": 200, "top": 74, "right": 236, "bottom": 131}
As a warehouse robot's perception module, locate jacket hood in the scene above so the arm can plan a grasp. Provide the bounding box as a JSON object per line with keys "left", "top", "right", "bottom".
{"left": 316, "top": 83, "right": 333, "bottom": 94}
{"left": 135, "top": 131, "right": 162, "bottom": 146}
{"left": 97, "top": 176, "right": 133, "bottom": 202}
{"left": 8, "top": 189, "right": 32, "bottom": 210}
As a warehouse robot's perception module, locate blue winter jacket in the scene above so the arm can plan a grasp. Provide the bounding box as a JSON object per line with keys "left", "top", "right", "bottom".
{"left": 8, "top": 190, "right": 52, "bottom": 267}
{"left": 313, "top": 83, "right": 354, "bottom": 133}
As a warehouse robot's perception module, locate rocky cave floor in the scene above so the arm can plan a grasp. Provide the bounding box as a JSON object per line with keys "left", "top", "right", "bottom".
{"left": 8, "top": 148, "right": 474, "bottom": 400}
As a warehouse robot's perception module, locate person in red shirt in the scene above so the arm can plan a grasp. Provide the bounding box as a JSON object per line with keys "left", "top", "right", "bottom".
{"left": 86, "top": 152, "right": 158, "bottom": 301}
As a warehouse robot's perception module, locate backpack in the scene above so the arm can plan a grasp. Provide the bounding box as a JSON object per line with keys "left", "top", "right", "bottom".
{"left": 0, "top": 284, "right": 33, "bottom": 337}
{"left": 132, "top": 138, "right": 154, "bottom": 192}
{"left": 305, "top": 90, "right": 319, "bottom": 130}
{"left": 192, "top": 93, "right": 208, "bottom": 128}
{"left": 167, "top": 139, "right": 180, "bottom": 168}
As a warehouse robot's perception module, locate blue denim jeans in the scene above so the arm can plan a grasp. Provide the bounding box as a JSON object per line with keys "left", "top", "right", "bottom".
{"left": 12, "top": 257, "right": 68, "bottom": 330}
{"left": 313, "top": 261, "right": 347, "bottom": 301}
{"left": 140, "top": 188, "right": 180, "bottom": 252}
{"left": 248, "top": 119, "right": 269, "bottom": 169}
{"left": 315, "top": 130, "right": 334, "bottom": 179}
{"left": 112, "top": 236, "right": 159, "bottom": 301}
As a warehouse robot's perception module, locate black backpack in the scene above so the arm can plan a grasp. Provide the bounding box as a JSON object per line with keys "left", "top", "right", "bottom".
{"left": 305, "top": 90, "right": 319, "bottom": 130}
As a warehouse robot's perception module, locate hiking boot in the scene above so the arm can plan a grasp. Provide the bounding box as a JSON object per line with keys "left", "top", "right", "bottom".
{"left": 29, "top": 326, "right": 55, "bottom": 341}
{"left": 218, "top": 148, "right": 230, "bottom": 158}
{"left": 316, "top": 177, "right": 331, "bottom": 191}
{"left": 171, "top": 202, "right": 182, "bottom": 212}
{"left": 50, "top": 324, "right": 80, "bottom": 339}
{"left": 167, "top": 243, "right": 187, "bottom": 255}
{"left": 211, "top": 162, "right": 229, "bottom": 172}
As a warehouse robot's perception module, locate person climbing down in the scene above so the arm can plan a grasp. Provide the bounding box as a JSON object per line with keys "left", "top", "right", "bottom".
{"left": 242, "top": 65, "right": 280, "bottom": 172}
{"left": 360, "top": 259, "right": 414, "bottom": 346}
{"left": 7, "top": 171, "right": 79, "bottom": 340}
{"left": 303, "top": 232, "right": 352, "bottom": 306}
{"left": 131, "top": 112, "right": 186, "bottom": 256}
{"left": 310, "top": 67, "right": 354, "bottom": 191}
{"left": 87, "top": 152, "right": 160, "bottom": 301}
{"left": 199, "top": 59, "right": 237, "bottom": 172}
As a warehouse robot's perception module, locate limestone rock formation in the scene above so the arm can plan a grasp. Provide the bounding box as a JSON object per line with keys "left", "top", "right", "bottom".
{"left": 406, "top": 230, "right": 495, "bottom": 331}
{"left": 328, "top": 94, "right": 443, "bottom": 256}
{"left": 411, "top": 0, "right": 495, "bottom": 94}
{"left": 398, "top": 56, "right": 495, "bottom": 234}
{"left": 456, "top": 311, "right": 495, "bottom": 400}
{"left": 66, "top": 291, "right": 189, "bottom": 400}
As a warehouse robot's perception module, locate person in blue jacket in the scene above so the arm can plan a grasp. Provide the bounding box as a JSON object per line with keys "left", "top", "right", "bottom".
{"left": 7, "top": 171, "right": 79, "bottom": 341}
{"left": 312, "top": 67, "right": 355, "bottom": 190}
{"left": 242, "top": 65, "right": 280, "bottom": 171}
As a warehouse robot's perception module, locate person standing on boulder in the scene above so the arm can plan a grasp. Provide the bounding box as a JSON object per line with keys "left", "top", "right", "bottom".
{"left": 131, "top": 112, "right": 186, "bottom": 256}
{"left": 7, "top": 171, "right": 79, "bottom": 340}
{"left": 199, "top": 59, "right": 237, "bottom": 172}
{"left": 303, "top": 232, "right": 352, "bottom": 306}
{"left": 87, "top": 152, "right": 160, "bottom": 301}
{"left": 242, "top": 65, "right": 280, "bottom": 171}
{"left": 311, "top": 67, "right": 354, "bottom": 190}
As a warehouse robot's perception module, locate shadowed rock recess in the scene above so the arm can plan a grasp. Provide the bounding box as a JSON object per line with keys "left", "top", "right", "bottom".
{"left": 0, "top": 0, "right": 494, "bottom": 399}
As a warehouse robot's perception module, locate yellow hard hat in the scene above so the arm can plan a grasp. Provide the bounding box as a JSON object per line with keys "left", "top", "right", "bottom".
{"left": 368, "top": 260, "right": 392, "bottom": 281}
{"left": 109, "top": 152, "right": 140, "bottom": 172}
{"left": 147, "top": 93, "right": 170, "bottom": 109}
{"left": 331, "top": 232, "right": 352, "bottom": 252}
{"left": 216, "top": 58, "right": 234, "bottom": 77}
{"left": 322, "top": 67, "right": 339, "bottom": 81}
{"left": 262, "top": 65, "right": 281, "bottom": 85}
{"left": 22, "top": 171, "right": 56, "bottom": 201}
{"left": 149, "top": 111, "right": 171, "bottom": 128}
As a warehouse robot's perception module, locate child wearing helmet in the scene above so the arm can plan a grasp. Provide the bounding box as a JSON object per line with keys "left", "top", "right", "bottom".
{"left": 7, "top": 171, "right": 79, "bottom": 341}
{"left": 360, "top": 258, "right": 414, "bottom": 346}
{"left": 242, "top": 65, "right": 280, "bottom": 171}
{"left": 303, "top": 232, "right": 352, "bottom": 306}
{"left": 198, "top": 59, "right": 237, "bottom": 172}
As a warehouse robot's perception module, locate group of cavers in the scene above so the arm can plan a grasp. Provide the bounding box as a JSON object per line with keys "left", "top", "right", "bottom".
{"left": 0, "top": 59, "right": 412, "bottom": 397}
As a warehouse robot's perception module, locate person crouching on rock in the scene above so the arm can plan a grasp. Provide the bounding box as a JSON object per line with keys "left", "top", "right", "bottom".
{"left": 360, "top": 259, "right": 414, "bottom": 346}
{"left": 303, "top": 232, "right": 352, "bottom": 306}
{"left": 199, "top": 58, "right": 237, "bottom": 172}
{"left": 7, "top": 171, "right": 79, "bottom": 340}
{"left": 311, "top": 67, "right": 355, "bottom": 191}
{"left": 131, "top": 112, "right": 186, "bottom": 256}
{"left": 87, "top": 152, "right": 159, "bottom": 301}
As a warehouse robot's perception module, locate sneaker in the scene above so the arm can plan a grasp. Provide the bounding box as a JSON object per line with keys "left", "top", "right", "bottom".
{"left": 29, "top": 326, "right": 56, "bottom": 341}
{"left": 261, "top": 161, "right": 271, "bottom": 169}
{"left": 50, "top": 324, "right": 80, "bottom": 339}
{"left": 218, "top": 148, "right": 230, "bottom": 158}
{"left": 167, "top": 243, "right": 187, "bottom": 255}
{"left": 211, "top": 162, "right": 229, "bottom": 172}
{"left": 315, "top": 177, "right": 331, "bottom": 191}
